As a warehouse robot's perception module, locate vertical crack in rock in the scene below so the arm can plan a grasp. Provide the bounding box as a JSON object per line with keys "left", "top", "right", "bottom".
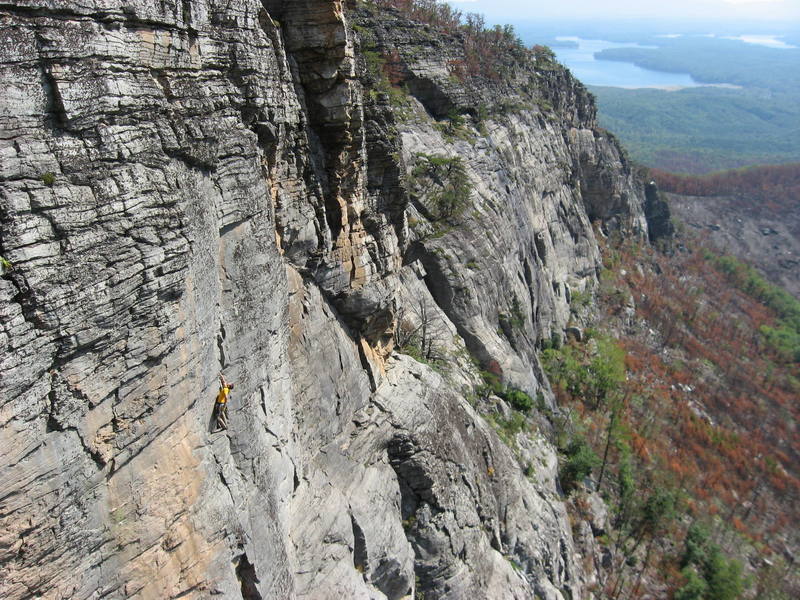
{"left": 385, "top": 433, "right": 436, "bottom": 596}
{"left": 386, "top": 434, "right": 428, "bottom": 519}
{"left": 217, "top": 322, "right": 227, "bottom": 368}
{"left": 235, "top": 553, "right": 263, "bottom": 600}
{"left": 39, "top": 65, "right": 68, "bottom": 132}
{"left": 349, "top": 514, "right": 368, "bottom": 576}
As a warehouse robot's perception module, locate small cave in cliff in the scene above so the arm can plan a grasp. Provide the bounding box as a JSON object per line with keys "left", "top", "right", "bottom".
{"left": 324, "top": 192, "right": 344, "bottom": 242}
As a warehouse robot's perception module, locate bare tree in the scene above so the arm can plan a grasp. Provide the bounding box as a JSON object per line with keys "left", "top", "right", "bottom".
{"left": 394, "top": 299, "right": 450, "bottom": 363}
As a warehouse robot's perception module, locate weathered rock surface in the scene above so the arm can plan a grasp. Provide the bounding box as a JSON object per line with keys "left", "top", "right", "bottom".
{"left": 1, "top": 1, "right": 657, "bottom": 598}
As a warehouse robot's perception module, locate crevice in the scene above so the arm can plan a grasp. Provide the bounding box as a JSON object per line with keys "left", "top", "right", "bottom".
{"left": 172, "top": 583, "right": 204, "bottom": 599}
{"left": 70, "top": 428, "right": 107, "bottom": 470}
{"left": 235, "top": 552, "right": 263, "bottom": 600}
{"left": 180, "top": 0, "right": 191, "bottom": 28}
{"left": 219, "top": 212, "right": 262, "bottom": 238}
{"left": 350, "top": 514, "right": 368, "bottom": 576}
{"left": 150, "top": 69, "right": 174, "bottom": 102}
{"left": 45, "top": 387, "right": 62, "bottom": 433}
{"left": 216, "top": 322, "right": 227, "bottom": 368}
{"left": 386, "top": 433, "right": 442, "bottom": 518}
{"left": 534, "top": 231, "right": 548, "bottom": 263}
{"left": 356, "top": 338, "right": 378, "bottom": 392}
{"left": 292, "top": 466, "right": 300, "bottom": 494}
{"left": 7, "top": 261, "right": 52, "bottom": 333}
{"left": 161, "top": 145, "right": 216, "bottom": 172}
{"left": 324, "top": 193, "right": 343, "bottom": 242}
{"left": 211, "top": 452, "right": 236, "bottom": 507}
{"left": 37, "top": 59, "right": 69, "bottom": 133}
{"left": 522, "top": 258, "right": 538, "bottom": 329}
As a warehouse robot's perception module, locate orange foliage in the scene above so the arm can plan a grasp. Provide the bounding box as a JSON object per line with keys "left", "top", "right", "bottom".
{"left": 630, "top": 431, "right": 650, "bottom": 462}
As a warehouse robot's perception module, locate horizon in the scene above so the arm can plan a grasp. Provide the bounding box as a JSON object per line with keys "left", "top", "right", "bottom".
{"left": 445, "top": 0, "right": 800, "bottom": 24}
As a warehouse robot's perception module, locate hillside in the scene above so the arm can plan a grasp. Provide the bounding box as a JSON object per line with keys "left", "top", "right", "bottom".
{"left": 592, "top": 86, "right": 800, "bottom": 173}
{"left": 652, "top": 164, "right": 800, "bottom": 297}
{"left": 547, "top": 230, "right": 800, "bottom": 598}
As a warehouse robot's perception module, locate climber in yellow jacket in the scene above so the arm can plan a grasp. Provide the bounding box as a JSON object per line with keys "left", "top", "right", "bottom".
{"left": 215, "top": 373, "right": 234, "bottom": 431}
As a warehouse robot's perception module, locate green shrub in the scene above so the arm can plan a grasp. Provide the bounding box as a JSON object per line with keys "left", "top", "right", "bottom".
{"left": 704, "top": 548, "right": 746, "bottom": 600}
{"left": 704, "top": 250, "right": 800, "bottom": 362}
{"left": 675, "top": 567, "right": 709, "bottom": 600}
{"left": 639, "top": 487, "right": 677, "bottom": 536}
{"left": 535, "top": 390, "right": 547, "bottom": 411}
{"left": 678, "top": 522, "right": 748, "bottom": 600}
{"left": 542, "top": 336, "right": 625, "bottom": 408}
{"left": 41, "top": 172, "right": 55, "bottom": 186}
{"left": 432, "top": 108, "right": 478, "bottom": 142}
{"left": 550, "top": 332, "right": 562, "bottom": 350}
{"left": 588, "top": 338, "right": 626, "bottom": 403}
{"left": 616, "top": 444, "right": 636, "bottom": 520}
{"left": 488, "top": 411, "right": 527, "bottom": 447}
{"left": 760, "top": 324, "right": 800, "bottom": 362}
{"left": 477, "top": 369, "right": 504, "bottom": 399}
{"left": 681, "top": 522, "right": 711, "bottom": 568}
{"left": 570, "top": 289, "right": 592, "bottom": 309}
{"left": 411, "top": 154, "right": 472, "bottom": 221}
{"left": 560, "top": 436, "right": 600, "bottom": 493}
{"left": 504, "top": 388, "right": 533, "bottom": 412}
{"left": 476, "top": 370, "right": 534, "bottom": 413}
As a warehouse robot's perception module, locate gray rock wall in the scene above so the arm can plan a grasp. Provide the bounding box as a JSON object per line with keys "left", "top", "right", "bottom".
{"left": 1, "top": 1, "right": 654, "bottom": 599}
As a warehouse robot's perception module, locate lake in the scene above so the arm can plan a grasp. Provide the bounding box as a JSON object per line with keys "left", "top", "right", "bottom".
{"left": 552, "top": 37, "right": 700, "bottom": 89}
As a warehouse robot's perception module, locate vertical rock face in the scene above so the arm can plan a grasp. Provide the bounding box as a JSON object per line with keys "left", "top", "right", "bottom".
{"left": 0, "top": 2, "right": 655, "bottom": 599}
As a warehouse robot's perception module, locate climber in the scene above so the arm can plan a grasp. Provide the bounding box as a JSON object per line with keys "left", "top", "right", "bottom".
{"left": 214, "top": 373, "right": 234, "bottom": 431}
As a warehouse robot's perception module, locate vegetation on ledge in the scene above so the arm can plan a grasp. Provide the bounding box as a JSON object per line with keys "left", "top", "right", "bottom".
{"left": 363, "top": 0, "right": 532, "bottom": 81}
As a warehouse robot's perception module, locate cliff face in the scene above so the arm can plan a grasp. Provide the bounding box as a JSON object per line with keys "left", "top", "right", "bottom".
{"left": 1, "top": 2, "right": 653, "bottom": 599}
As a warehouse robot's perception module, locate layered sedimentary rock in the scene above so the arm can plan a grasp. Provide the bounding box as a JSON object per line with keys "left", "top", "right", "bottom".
{"left": 1, "top": 1, "right": 655, "bottom": 598}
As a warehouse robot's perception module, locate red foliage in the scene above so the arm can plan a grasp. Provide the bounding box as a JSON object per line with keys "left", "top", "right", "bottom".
{"left": 649, "top": 162, "right": 800, "bottom": 217}
{"left": 485, "top": 359, "right": 503, "bottom": 378}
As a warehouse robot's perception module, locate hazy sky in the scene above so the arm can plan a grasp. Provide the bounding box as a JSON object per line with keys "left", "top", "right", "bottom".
{"left": 447, "top": 0, "right": 800, "bottom": 22}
